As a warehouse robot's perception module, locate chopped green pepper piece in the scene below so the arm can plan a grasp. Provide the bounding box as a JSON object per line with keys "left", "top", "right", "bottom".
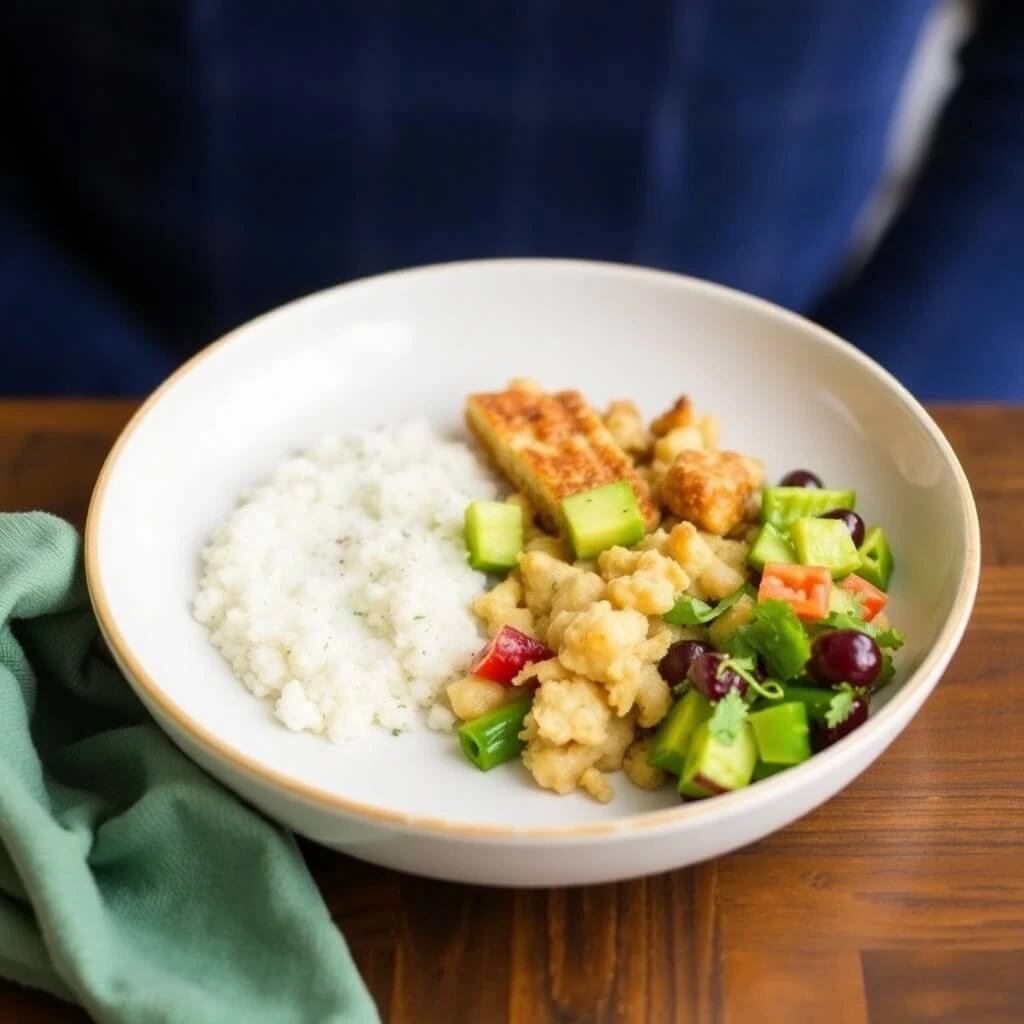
{"left": 464, "top": 501, "right": 523, "bottom": 572}
{"left": 748, "top": 702, "right": 812, "bottom": 765}
{"left": 747, "top": 522, "right": 797, "bottom": 571}
{"left": 761, "top": 487, "right": 857, "bottom": 530}
{"left": 857, "top": 526, "right": 894, "bottom": 591}
{"left": 458, "top": 695, "right": 532, "bottom": 771}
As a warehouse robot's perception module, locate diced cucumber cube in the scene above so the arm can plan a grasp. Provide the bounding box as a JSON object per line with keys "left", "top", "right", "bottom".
{"left": 464, "top": 501, "right": 523, "bottom": 572}
{"left": 648, "top": 690, "right": 714, "bottom": 776}
{"left": 561, "top": 481, "right": 646, "bottom": 559}
{"left": 678, "top": 720, "right": 758, "bottom": 798}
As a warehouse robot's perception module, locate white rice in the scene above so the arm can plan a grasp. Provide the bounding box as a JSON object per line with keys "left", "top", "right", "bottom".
{"left": 192, "top": 419, "right": 499, "bottom": 739}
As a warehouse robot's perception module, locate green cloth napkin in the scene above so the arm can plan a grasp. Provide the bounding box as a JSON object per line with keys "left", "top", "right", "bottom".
{"left": 0, "top": 513, "right": 380, "bottom": 1024}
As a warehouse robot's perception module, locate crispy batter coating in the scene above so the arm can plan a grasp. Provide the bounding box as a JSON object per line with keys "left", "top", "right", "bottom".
{"left": 662, "top": 449, "right": 760, "bottom": 535}
{"left": 465, "top": 385, "right": 659, "bottom": 534}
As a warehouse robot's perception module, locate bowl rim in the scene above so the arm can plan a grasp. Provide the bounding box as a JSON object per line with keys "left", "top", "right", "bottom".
{"left": 84, "top": 257, "right": 981, "bottom": 840}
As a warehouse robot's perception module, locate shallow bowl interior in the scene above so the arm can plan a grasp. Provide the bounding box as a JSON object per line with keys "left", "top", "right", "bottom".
{"left": 87, "top": 259, "right": 978, "bottom": 833}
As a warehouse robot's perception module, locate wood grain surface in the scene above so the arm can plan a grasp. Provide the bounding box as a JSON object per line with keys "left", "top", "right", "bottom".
{"left": 1, "top": 401, "right": 1022, "bottom": 1024}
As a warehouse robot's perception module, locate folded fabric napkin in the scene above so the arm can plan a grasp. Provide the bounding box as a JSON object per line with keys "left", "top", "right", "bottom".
{"left": 0, "top": 513, "right": 380, "bottom": 1023}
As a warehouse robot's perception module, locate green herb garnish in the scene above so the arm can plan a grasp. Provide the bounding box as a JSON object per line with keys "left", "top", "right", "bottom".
{"left": 825, "top": 685, "right": 857, "bottom": 729}
{"left": 708, "top": 690, "right": 749, "bottom": 745}
{"left": 824, "top": 684, "right": 871, "bottom": 728}
{"left": 718, "top": 655, "right": 785, "bottom": 701}
{"left": 663, "top": 583, "right": 753, "bottom": 627}
{"left": 874, "top": 627, "right": 904, "bottom": 651}
{"left": 815, "top": 612, "right": 904, "bottom": 650}
{"left": 737, "top": 600, "right": 811, "bottom": 681}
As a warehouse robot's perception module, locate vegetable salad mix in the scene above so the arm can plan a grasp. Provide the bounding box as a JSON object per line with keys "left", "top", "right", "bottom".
{"left": 451, "top": 381, "right": 901, "bottom": 803}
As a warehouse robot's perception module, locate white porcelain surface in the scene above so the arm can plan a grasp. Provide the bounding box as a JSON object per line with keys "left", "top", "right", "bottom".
{"left": 85, "top": 259, "right": 980, "bottom": 887}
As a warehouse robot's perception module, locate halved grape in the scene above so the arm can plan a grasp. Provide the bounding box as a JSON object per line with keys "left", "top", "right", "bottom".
{"left": 807, "top": 630, "right": 882, "bottom": 688}
{"left": 688, "top": 652, "right": 749, "bottom": 702}
{"left": 658, "top": 640, "right": 712, "bottom": 686}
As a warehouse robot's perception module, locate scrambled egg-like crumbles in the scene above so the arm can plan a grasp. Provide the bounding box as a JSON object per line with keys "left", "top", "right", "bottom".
{"left": 451, "top": 385, "right": 765, "bottom": 802}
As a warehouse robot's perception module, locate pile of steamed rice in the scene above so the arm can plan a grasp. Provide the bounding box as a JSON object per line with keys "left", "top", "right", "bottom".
{"left": 192, "top": 419, "right": 498, "bottom": 739}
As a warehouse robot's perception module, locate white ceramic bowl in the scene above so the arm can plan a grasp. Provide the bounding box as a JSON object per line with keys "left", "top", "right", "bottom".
{"left": 85, "top": 259, "right": 980, "bottom": 887}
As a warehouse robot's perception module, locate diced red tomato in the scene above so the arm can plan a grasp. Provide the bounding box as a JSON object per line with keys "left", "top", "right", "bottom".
{"left": 758, "top": 562, "right": 831, "bottom": 621}
{"left": 470, "top": 625, "right": 554, "bottom": 684}
{"left": 840, "top": 573, "right": 888, "bottom": 622}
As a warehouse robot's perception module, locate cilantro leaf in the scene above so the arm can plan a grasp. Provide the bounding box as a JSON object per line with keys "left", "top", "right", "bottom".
{"left": 708, "top": 690, "right": 748, "bottom": 745}
{"left": 825, "top": 686, "right": 856, "bottom": 729}
{"left": 663, "top": 583, "right": 752, "bottom": 627}
{"left": 875, "top": 653, "right": 896, "bottom": 689}
{"left": 742, "top": 600, "right": 811, "bottom": 680}
{"left": 662, "top": 595, "right": 714, "bottom": 626}
{"left": 816, "top": 611, "right": 877, "bottom": 636}
{"left": 721, "top": 628, "right": 758, "bottom": 662}
{"left": 874, "top": 627, "right": 905, "bottom": 651}
{"left": 815, "top": 613, "right": 904, "bottom": 652}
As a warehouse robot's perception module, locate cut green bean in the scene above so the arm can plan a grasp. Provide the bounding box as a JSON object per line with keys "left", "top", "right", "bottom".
{"left": 458, "top": 695, "right": 533, "bottom": 771}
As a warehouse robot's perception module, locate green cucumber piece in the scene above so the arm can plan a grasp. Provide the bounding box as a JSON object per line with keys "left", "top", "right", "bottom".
{"left": 748, "top": 702, "right": 812, "bottom": 765}
{"left": 561, "top": 481, "right": 646, "bottom": 559}
{"left": 648, "top": 690, "right": 714, "bottom": 776}
{"left": 790, "top": 517, "right": 862, "bottom": 578}
{"left": 776, "top": 684, "right": 836, "bottom": 725}
{"left": 464, "top": 501, "right": 524, "bottom": 572}
{"left": 678, "top": 720, "right": 758, "bottom": 798}
{"left": 747, "top": 522, "right": 797, "bottom": 571}
{"left": 752, "top": 760, "right": 792, "bottom": 782}
{"left": 761, "top": 487, "right": 857, "bottom": 530}
{"left": 857, "top": 526, "right": 894, "bottom": 591}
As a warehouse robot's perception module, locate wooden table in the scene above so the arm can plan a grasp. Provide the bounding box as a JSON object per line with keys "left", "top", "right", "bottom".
{"left": 1, "top": 402, "right": 1022, "bottom": 1024}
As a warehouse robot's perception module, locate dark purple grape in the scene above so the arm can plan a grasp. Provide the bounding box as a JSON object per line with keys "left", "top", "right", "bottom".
{"left": 779, "top": 469, "right": 823, "bottom": 488}
{"left": 822, "top": 508, "right": 866, "bottom": 547}
{"left": 658, "top": 640, "right": 713, "bottom": 686}
{"left": 688, "top": 652, "right": 749, "bottom": 702}
{"left": 813, "top": 696, "right": 869, "bottom": 750}
{"left": 807, "top": 630, "right": 882, "bottom": 688}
